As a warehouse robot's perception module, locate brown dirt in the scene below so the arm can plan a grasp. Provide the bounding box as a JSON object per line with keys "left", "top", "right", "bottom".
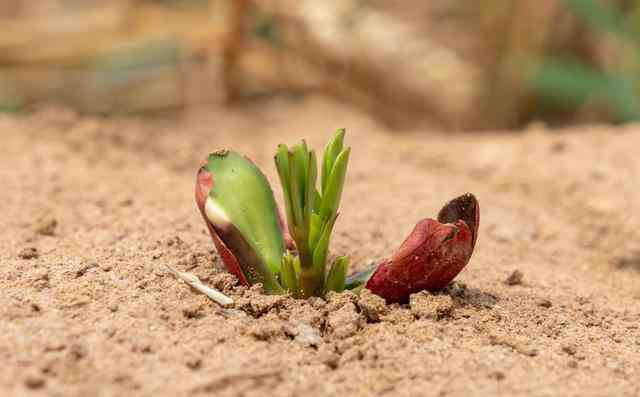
{"left": 1, "top": 98, "right": 640, "bottom": 396}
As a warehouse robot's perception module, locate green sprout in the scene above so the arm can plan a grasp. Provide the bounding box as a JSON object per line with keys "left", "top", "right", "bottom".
{"left": 196, "top": 130, "right": 351, "bottom": 298}
{"left": 197, "top": 129, "right": 479, "bottom": 304}
{"left": 274, "top": 129, "right": 351, "bottom": 298}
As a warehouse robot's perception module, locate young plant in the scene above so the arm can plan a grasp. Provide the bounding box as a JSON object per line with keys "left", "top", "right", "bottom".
{"left": 274, "top": 129, "right": 351, "bottom": 298}
{"left": 195, "top": 129, "right": 480, "bottom": 303}
{"left": 195, "top": 131, "right": 351, "bottom": 298}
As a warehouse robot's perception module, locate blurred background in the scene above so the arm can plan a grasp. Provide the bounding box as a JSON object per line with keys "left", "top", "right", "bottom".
{"left": 1, "top": 0, "right": 638, "bottom": 131}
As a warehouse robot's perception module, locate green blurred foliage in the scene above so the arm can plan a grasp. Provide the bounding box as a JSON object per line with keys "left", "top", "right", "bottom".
{"left": 532, "top": 0, "right": 640, "bottom": 123}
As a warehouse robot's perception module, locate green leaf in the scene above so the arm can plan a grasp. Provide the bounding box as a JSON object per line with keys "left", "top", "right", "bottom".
{"left": 600, "top": 75, "right": 640, "bottom": 122}
{"left": 280, "top": 253, "right": 299, "bottom": 297}
{"left": 308, "top": 213, "right": 322, "bottom": 254}
{"left": 272, "top": 129, "right": 352, "bottom": 298}
{"left": 293, "top": 255, "right": 301, "bottom": 275}
{"left": 300, "top": 140, "right": 310, "bottom": 162}
{"left": 321, "top": 128, "right": 345, "bottom": 195}
{"left": 305, "top": 150, "right": 318, "bottom": 226}
{"left": 344, "top": 267, "right": 377, "bottom": 290}
{"left": 275, "top": 144, "right": 294, "bottom": 229}
{"left": 325, "top": 256, "right": 349, "bottom": 293}
{"left": 293, "top": 143, "right": 309, "bottom": 204}
{"left": 313, "top": 190, "right": 322, "bottom": 214}
{"left": 533, "top": 57, "right": 609, "bottom": 106}
{"left": 204, "top": 151, "right": 285, "bottom": 293}
{"left": 565, "top": 0, "right": 630, "bottom": 39}
{"left": 312, "top": 213, "right": 338, "bottom": 277}
{"left": 319, "top": 147, "right": 350, "bottom": 222}
{"left": 288, "top": 150, "right": 305, "bottom": 231}
{"left": 532, "top": 58, "right": 640, "bottom": 122}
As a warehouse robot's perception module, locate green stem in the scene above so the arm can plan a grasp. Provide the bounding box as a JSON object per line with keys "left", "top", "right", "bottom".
{"left": 296, "top": 241, "right": 323, "bottom": 297}
{"left": 299, "top": 267, "right": 323, "bottom": 298}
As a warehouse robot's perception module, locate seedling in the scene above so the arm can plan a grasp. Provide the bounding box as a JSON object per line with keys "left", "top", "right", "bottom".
{"left": 274, "top": 130, "right": 350, "bottom": 297}
{"left": 195, "top": 129, "right": 479, "bottom": 302}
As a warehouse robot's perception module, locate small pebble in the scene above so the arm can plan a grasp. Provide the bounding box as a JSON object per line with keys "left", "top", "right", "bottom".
{"left": 318, "top": 347, "right": 340, "bottom": 369}
{"left": 537, "top": 298, "right": 553, "bottom": 308}
{"left": 357, "top": 289, "right": 387, "bottom": 322}
{"left": 119, "top": 197, "right": 134, "bottom": 207}
{"left": 69, "top": 344, "right": 87, "bottom": 361}
{"left": 76, "top": 262, "right": 97, "bottom": 278}
{"left": 186, "top": 357, "right": 202, "bottom": 370}
{"left": 505, "top": 270, "right": 524, "bottom": 286}
{"left": 35, "top": 217, "right": 57, "bottom": 236}
{"left": 24, "top": 375, "right": 46, "bottom": 389}
{"left": 182, "top": 303, "right": 206, "bottom": 319}
{"left": 561, "top": 344, "right": 577, "bottom": 356}
{"left": 283, "top": 321, "right": 322, "bottom": 347}
{"left": 19, "top": 247, "right": 39, "bottom": 259}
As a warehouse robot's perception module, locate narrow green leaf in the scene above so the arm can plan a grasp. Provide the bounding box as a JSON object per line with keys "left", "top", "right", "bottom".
{"left": 319, "top": 147, "right": 350, "bottom": 222}
{"left": 280, "top": 253, "right": 299, "bottom": 297}
{"left": 275, "top": 144, "right": 290, "bottom": 187}
{"left": 293, "top": 255, "right": 301, "bottom": 275}
{"left": 313, "top": 190, "right": 322, "bottom": 214}
{"left": 293, "top": 143, "right": 309, "bottom": 202}
{"left": 325, "top": 256, "right": 349, "bottom": 293}
{"left": 532, "top": 58, "right": 640, "bottom": 122}
{"left": 601, "top": 75, "right": 640, "bottom": 122}
{"left": 321, "top": 128, "right": 345, "bottom": 194}
{"left": 532, "top": 58, "right": 605, "bottom": 106}
{"left": 344, "top": 267, "right": 376, "bottom": 290}
{"left": 305, "top": 150, "right": 318, "bottom": 226}
{"left": 566, "top": 0, "right": 629, "bottom": 39}
{"left": 308, "top": 213, "right": 322, "bottom": 254}
{"left": 274, "top": 144, "right": 294, "bottom": 229}
{"left": 312, "top": 213, "right": 338, "bottom": 277}
{"left": 288, "top": 151, "right": 304, "bottom": 230}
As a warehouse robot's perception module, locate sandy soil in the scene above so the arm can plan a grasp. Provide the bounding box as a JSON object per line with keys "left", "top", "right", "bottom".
{"left": 1, "top": 98, "right": 639, "bottom": 397}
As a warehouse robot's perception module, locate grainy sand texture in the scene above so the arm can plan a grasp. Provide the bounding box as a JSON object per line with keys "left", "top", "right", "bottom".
{"left": 2, "top": 99, "right": 639, "bottom": 396}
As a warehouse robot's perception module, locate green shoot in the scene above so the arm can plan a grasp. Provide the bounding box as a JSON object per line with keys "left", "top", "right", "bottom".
{"left": 280, "top": 252, "right": 300, "bottom": 298}
{"left": 274, "top": 129, "right": 351, "bottom": 298}
{"left": 325, "top": 256, "right": 349, "bottom": 293}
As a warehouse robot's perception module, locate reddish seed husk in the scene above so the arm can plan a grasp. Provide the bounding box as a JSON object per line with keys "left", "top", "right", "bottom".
{"left": 365, "top": 194, "right": 479, "bottom": 303}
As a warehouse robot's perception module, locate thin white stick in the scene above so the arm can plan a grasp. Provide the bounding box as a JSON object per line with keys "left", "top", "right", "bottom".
{"left": 164, "top": 264, "right": 234, "bottom": 307}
